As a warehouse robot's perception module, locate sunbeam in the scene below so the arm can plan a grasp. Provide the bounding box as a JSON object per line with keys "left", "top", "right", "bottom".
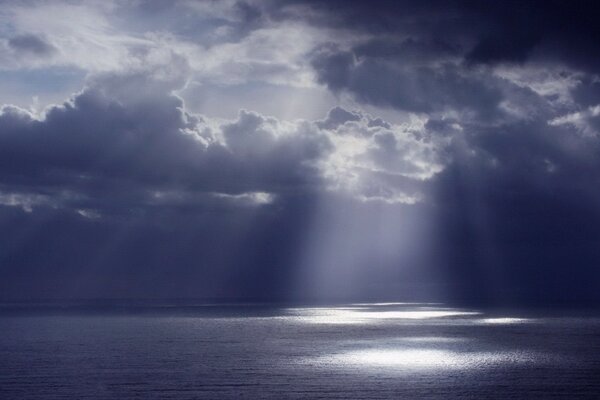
{"left": 2, "top": 1, "right": 600, "bottom": 398}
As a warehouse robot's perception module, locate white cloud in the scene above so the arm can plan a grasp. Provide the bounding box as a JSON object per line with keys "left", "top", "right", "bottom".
{"left": 213, "top": 191, "right": 275, "bottom": 206}
{"left": 316, "top": 111, "right": 445, "bottom": 204}
{"left": 548, "top": 104, "right": 600, "bottom": 136}
{"left": 190, "top": 23, "right": 326, "bottom": 88}
{"left": 0, "top": 192, "right": 49, "bottom": 212}
{"left": 494, "top": 64, "right": 582, "bottom": 107}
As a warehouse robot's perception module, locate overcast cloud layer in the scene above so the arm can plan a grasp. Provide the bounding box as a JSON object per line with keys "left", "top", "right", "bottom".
{"left": 1, "top": 0, "right": 599, "bottom": 306}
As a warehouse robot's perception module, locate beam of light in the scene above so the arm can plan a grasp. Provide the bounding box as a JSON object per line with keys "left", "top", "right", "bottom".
{"left": 291, "top": 193, "right": 440, "bottom": 302}
{"left": 285, "top": 110, "right": 444, "bottom": 303}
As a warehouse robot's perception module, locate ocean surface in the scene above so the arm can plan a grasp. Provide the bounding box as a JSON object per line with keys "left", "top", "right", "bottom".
{"left": 1, "top": 302, "right": 599, "bottom": 399}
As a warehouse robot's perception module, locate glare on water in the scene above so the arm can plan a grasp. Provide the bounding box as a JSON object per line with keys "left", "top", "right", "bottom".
{"left": 1, "top": 302, "right": 596, "bottom": 399}
{"left": 285, "top": 307, "right": 481, "bottom": 324}
{"left": 329, "top": 348, "right": 534, "bottom": 370}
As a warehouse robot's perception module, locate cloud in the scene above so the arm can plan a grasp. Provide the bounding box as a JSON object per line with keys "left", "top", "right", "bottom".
{"left": 271, "top": 0, "right": 600, "bottom": 303}
{"left": 310, "top": 43, "right": 503, "bottom": 115}
{"left": 1, "top": 0, "right": 600, "bottom": 305}
{"left": 0, "top": 64, "right": 440, "bottom": 215}
{"left": 8, "top": 33, "right": 56, "bottom": 56}
{"left": 316, "top": 109, "right": 445, "bottom": 204}
{"left": 548, "top": 105, "right": 600, "bottom": 136}
{"left": 213, "top": 191, "right": 275, "bottom": 206}
{"left": 316, "top": 106, "right": 361, "bottom": 130}
{"left": 0, "top": 72, "right": 339, "bottom": 216}
{"left": 275, "top": 0, "right": 600, "bottom": 73}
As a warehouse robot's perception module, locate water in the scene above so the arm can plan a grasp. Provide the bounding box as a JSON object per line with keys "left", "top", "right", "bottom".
{"left": 1, "top": 303, "right": 599, "bottom": 399}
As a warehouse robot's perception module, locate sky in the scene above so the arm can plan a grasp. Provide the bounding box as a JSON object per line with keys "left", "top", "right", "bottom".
{"left": 1, "top": 0, "right": 599, "bottom": 306}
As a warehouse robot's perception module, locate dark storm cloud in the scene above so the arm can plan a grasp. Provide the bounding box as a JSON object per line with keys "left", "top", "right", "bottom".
{"left": 462, "top": 0, "right": 600, "bottom": 71}
{"left": 276, "top": 0, "right": 600, "bottom": 71}
{"left": 572, "top": 77, "right": 600, "bottom": 107}
{"left": 0, "top": 188, "right": 320, "bottom": 300}
{"left": 432, "top": 118, "right": 600, "bottom": 305}
{"left": 0, "top": 71, "right": 330, "bottom": 216}
{"left": 0, "top": 69, "right": 332, "bottom": 300}
{"left": 310, "top": 44, "right": 503, "bottom": 114}
{"left": 0, "top": 68, "right": 431, "bottom": 301}
{"left": 268, "top": 0, "right": 600, "bottom": 305}
{"left": 277, "top": 0, "right": 600, "bottom": 117}
{"left": 2, "top": 0, "right": 600, "bottom": 306}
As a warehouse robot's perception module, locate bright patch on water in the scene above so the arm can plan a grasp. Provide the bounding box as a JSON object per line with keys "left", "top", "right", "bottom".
{"left": 480, "top": 318, "right": 531, "bottom": 324}
{"left": 1, "top": 303, "right": 597, "bottom": 399}
{"left": 328, "top": 348, "right": 536, "bottom": 370}
{"left": 286, "top": 307, "right": 480, "bottom": 324}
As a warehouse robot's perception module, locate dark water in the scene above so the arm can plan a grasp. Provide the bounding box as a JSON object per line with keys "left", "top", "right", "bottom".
{"left": 1, "top": 303, "right": 599, "bottom": 399}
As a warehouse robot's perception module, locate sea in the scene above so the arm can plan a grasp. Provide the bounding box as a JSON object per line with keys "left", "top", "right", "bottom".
{"left": 1, "top": 302, "right": 599, "bottom": 399}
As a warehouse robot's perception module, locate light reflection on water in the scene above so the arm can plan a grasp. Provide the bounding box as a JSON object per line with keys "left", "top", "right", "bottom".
{"left": 480, "top": 317, "right": 531, "bottom": 324}
{"left": 284, "top": 307, "right": 481, "bottom": 324}
{"left": 287, "top": 303, "right": 543, "bottom": 372}
{"left": 1, "top": 302, "right": 598, "bottom": 399}
{"left": 350, "top": 302, "right": 442, "bottom": 307}
{"left": 326, "top": 348, "right": 537, "bottom": 370}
